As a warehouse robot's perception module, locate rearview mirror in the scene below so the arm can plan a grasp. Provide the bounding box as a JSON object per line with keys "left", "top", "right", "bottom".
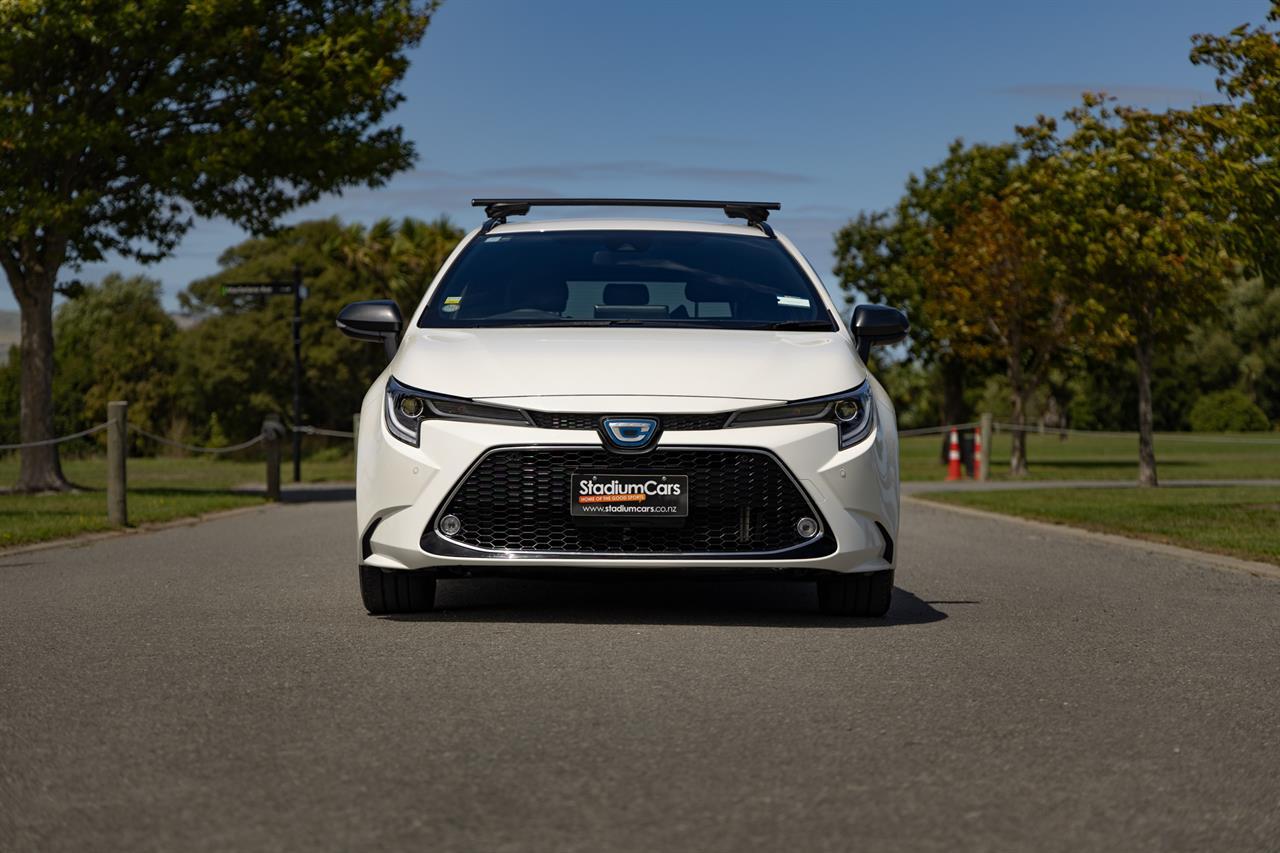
{"left": 850, "top": 304, "right": 909, "bottom": 362}
{"left": 337, "top": 300, "right": 403, "bottom": 361}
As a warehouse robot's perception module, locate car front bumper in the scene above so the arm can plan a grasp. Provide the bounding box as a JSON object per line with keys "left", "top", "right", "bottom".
{"left": 355, "top": 387, "right": 899, "bottom": 576}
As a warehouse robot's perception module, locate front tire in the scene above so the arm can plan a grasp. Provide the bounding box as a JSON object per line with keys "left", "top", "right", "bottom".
{"left": 359, "top": 566, "right": 437, "bottom": 614}
{"left": 816, "top": 570, "right": 893, "bottom": 617}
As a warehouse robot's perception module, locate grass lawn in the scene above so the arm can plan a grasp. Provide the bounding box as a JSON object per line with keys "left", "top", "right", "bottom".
{"left": 901, "top": 431, "right": 1280, "bottom": 483}
{"left": 914, "top": 485, "right": 1280, "bottom": 566}
{"left": 0, "top": 453, "right": 355, "bottom": 548}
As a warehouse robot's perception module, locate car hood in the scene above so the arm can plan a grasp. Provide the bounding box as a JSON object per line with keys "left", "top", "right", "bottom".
{"left": 390, "top": 327, "right": 865, "bottom": 403}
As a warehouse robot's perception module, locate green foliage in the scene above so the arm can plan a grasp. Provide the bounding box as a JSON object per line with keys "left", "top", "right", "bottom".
{"left": 834, "top": 140, "right": 1020, "bottom": 366}
{"left": 1065, "top": 276, "right": 1280, "bottom": 432}
{"left": 1015, "top": 96, "right": 1230, "bottom": 350}
{"left": 833, "top": 141, "right": 1018, "bottom": 423}
{"left": 1185, "top": 278, "right": 1280, "bottom": 422}
{"left": 52, "top": 274, "right": 178, "bottom": 443}
{"left": 329, "top": 216, "right": 465, "bottom": 310}
{"left": 175, "top": 217, "right": 463, "bottom": 442}
{"left": 0, "top": 0, "right": 435, "bottom": 271}
{"left": 831, "top": 14, "right": 1278, "bottom": 468}
{"left": 1188, "top": 390, "right": 1271, "bottom": 432}
{"left": 0, "top": 215, "right": 466, "bottom": 448}
{"left": 0, "top": 0, "right": 436, "bottom": 486}
{"left": 871, "top": 358, "right": 943, "bottom": 430}
{"left": 1191, "top": 3, "right": 1280, "bottom": 282}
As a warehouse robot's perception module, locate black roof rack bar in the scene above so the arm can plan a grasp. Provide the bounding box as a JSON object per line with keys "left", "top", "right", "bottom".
{"left": 472, "top": 198, "right": 782, "bottom": 237}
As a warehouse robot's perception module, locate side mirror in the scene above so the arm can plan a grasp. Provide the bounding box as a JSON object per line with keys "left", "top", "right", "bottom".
{"left": 337, "top": 300, "right": 403, "bottom": 361}
{"left": 850, "top": 304, "right": 909, "bottom": 362}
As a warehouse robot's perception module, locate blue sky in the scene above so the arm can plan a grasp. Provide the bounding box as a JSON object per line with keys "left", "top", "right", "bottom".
{"left": 5, "top": 0, "right": 1264, "bottom": 312}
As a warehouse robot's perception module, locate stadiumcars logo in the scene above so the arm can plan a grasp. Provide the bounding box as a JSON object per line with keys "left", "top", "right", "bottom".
{"left": 570, "top": 472, "right": 689, "bottom": 517}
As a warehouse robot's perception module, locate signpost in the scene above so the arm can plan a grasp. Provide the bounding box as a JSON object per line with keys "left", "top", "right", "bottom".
{"left": 218, "top": 283, "right": 295, "bottom": 296}
{"left": 221, "top": 264, "right": 305, "bottom": 482}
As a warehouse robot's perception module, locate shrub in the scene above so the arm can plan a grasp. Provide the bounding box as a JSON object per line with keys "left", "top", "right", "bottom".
{"left": 1188, "top": 389, "right": 1271, "bottom": 432}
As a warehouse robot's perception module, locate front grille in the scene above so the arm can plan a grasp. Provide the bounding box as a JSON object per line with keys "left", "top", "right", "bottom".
{"left": 427, "top": 447, "right": 833, "bottom": 557}
{"left": 528, "top": 412, "right": 729, "bottom": 431}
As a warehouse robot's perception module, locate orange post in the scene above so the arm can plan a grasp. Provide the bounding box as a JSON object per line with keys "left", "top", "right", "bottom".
{"left": 945, "top": 428, "right": 963, "bottom": 481}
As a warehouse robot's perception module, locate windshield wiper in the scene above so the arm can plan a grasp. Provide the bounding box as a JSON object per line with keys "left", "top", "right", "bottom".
{"left": 752, "top": 320, "right": 836, "bottom": 331}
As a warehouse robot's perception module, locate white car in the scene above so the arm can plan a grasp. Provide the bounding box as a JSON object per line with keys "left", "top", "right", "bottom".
{"left": 337, "top": 199, "right": 908, "bottom": 617}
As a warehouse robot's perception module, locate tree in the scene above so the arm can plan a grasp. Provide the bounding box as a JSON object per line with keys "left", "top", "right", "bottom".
{"left": 53, "top": 274, "right": 178, "bottom": 446}
{"left": 176, "top": 217, "right": 463, "bottom": 442}
{"left": 1188, "top": 389, "right": 1270, "bottom": 432}
{"left": 922, "top": 195, "right": 1103, "bottom": 475}
{"left": 0, "top": 0, "right": 435, "bottom": 490}
{"left": 834, "top": 141, "right": 1018, "bottom": 425}
{"left": 329, "top": 216, "right": 464, "bottom": 310}
{"left": 1017, "top": 96, "right": 1232, "bottom": 485}
{"left": 179, "top": 219, "right": 386, "bottom": 443}
{"left": 1180, "top": 277, "right": 1280, "bottom": 424}
{"left": 1190, "top": 3, "right": 1280, "bottom": 284}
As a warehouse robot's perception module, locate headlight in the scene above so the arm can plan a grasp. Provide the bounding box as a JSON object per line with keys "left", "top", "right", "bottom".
{"left": 384, "top": 376, "right": 532, "bottom": 447}
{"left": 728, "top": 382, "right": 875, "bottom": 449}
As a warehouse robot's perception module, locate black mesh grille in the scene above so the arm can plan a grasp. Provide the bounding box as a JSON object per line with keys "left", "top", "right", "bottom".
{"left": 430, "top": 448, "right": 831, "bottom": 556}
{"left": 528, "top": 412, "right": 729, "bottom": 431}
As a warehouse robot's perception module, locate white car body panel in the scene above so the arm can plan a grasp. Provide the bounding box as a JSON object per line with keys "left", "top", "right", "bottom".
{"left": 393, "top": 327, "right": 866, "bottom": 402}
{"left": 354, "top": 216, "right": 900, "bottom": 577}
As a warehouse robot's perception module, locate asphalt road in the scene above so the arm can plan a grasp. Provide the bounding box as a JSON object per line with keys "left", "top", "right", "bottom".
{"left": 2, "top": 497, "right": 1278, "bottom": 852}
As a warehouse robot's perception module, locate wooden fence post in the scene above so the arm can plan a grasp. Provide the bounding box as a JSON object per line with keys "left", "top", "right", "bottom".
{"left": 107, "top": 401, "right": 128, "bottom": 526}
{"left": 352, "top": 413, "right": 360, "bottom": 473}
{"left": 264, "top": 414, "right": 282, "bottom": 502}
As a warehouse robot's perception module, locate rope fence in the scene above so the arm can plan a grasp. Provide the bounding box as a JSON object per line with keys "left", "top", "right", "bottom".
{"left": 1, "top": 421, "right": 356, "bottom": 453}
{"left": 0, "top": 421, "right": 111, "bottom": 451}
{"left": 899, "top": 421, "right": 1280, "bottom": 444}
{"left": 4, "top": 403, "right": 1277, "bottom": 526}
{"left": 1, "top": 404, "right": 362, "bottom": 525}
{"left": 6, "top": 415, "right": 1278, "bottom": 454}
{"left": 989, "top": 422, "right": 1280, "bottom": 445}
{"left": 127, "top": 424, "right": 268, "bottom": 454}
{"left": 899, "top": 422, "right": 978, "bottom": 437}
{"left": 291, "top": 425, "right": 355, "bottom": 439}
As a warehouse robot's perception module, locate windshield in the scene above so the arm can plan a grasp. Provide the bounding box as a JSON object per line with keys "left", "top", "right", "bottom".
{"left": 417, "top": 230, "right": 835, "bottom": 330}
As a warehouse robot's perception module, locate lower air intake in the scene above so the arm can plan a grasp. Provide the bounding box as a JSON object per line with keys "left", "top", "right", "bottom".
{"left": 425, "top": 447, "right": 834, "bottom": 558}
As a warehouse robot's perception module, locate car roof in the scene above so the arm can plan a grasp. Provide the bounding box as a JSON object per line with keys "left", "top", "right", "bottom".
{"left": 481, "top": 217, "right": 772, "bottom": 238}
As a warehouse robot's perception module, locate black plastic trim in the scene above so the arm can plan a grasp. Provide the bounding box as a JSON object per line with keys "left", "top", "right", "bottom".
{"left": 361, "top": 517, "right": 381, "bottom": 561}
{"left": 472, "top": 197, "right": 781, "bottom": 222}
{"left": 421, "top": 444, "right": 837, "bottom": 561}
{"left": 874, "top": 521, "right": 894, "bottom": 564}
{"left": 385, "top": 564, "right": 854, "bottom": 581}
{"left": 420, "top": 529, "right": 838, "bottom": 562}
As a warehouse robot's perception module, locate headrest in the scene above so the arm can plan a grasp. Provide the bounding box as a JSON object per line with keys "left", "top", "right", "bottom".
{"left": 524, "top": 279, "right": 568, "bottom": 313}
{"left": 684, "top": 280, "right": 732, "bottom": 303}
{"left": 602, "top": 282, "right": 649, "bottom": 306}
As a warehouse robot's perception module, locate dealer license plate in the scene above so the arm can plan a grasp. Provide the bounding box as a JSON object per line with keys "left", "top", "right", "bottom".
{"left": 569, "top": 471, "right": 689, "bottom": 518}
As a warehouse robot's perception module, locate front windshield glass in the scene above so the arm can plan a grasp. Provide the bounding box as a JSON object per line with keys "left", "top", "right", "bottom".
{"left": 417, "top": 230, "right": 834, "bottom": 330}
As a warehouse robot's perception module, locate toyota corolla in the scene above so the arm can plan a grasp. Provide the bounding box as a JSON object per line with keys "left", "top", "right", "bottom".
{"left": 337, "top": 198, "right": 908, "bottom": 617}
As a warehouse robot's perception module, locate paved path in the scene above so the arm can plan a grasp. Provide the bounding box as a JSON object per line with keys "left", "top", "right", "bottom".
{"left": 2, "top": 499, "right": 1278, "bottom": 852}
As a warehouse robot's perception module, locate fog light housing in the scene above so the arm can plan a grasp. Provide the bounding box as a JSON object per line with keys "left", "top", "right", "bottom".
{"left": 438, "top": 514, "right": 462, "bottom": 536}
{"left": 796, "top": 517, "right": 820, "bottom": 539}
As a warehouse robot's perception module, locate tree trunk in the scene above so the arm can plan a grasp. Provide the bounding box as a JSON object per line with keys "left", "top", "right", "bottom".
{"left": 940, "top": 358, "right": 968, "bottom": 426}
{"left": 1008, "top": 361, "right": 1029, "bottom": 478}
{"left": 1134, "top": 336, "right": 1158, "bottom": 487}
{"left": 10, "top": 270, "right": 70, "bottom": 492}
